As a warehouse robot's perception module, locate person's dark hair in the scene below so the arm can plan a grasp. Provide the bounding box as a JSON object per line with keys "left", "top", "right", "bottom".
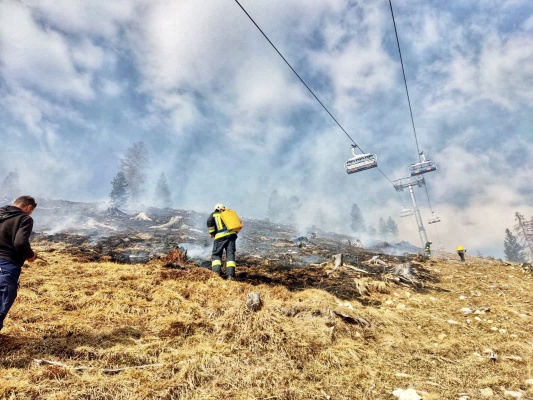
{"left": 13, "top": 196, "right": 37, "bottom": 208}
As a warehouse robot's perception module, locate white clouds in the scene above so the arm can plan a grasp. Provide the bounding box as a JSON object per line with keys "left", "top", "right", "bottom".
{"left": 0, "top": 1, "right": 94, "bottom": 100}
{"left": 99, "top": 79, "right": 124, "bottom": 97}
{"left": 412, "top": 6, "right": 533, "bottom": 113}
{"left": 477, "top": 33, "right": 533, "bottom": 107}
{"left": 523, "top": 15, "right": 533, "bottom": 30}
{"left": 0, "top": 87, "right": 73, "bottom": 145}
{"left": 129, "top": 0, "right": 237, "bottom": 92}
{"left": 71, "top": 39, "right": 106, "bottom": 71}
{"left": 312, "top": 2, "right": 396, "bottom": 102}
{"left": 22, "top": 0, "right": 137, "bottom": 39}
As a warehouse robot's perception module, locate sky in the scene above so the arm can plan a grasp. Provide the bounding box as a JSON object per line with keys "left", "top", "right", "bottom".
{"left": 0, "top": 0, "right": 532, "bottom": 257}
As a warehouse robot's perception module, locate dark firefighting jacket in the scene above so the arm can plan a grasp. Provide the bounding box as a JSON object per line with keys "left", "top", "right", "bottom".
{"left": 207, "top": 211, "right": 237, "bottom": 241}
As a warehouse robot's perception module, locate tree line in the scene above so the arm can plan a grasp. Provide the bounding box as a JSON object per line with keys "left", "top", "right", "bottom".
{"left": 109, "top": 141, "right": 172, "bottom": 209}
{"left": 266, "top": 193, "right": 399, "bottom": 239}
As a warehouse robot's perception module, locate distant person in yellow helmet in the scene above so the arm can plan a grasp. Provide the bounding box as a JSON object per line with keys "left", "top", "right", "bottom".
{"left": 207, "top": 204, "right": 238, "bottom": 280}
{"left": 456, "top": 245, "right": 466, "bottom": 262}
{"left": 424, "top": 241, "right": 432, "bottom": 256}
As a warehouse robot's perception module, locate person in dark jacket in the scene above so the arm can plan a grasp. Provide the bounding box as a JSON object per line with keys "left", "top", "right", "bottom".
{"left": 207, "top": 203, "right": 237, "bottom": 280}
{"left": 0, "top": 196, "right": 38, "bottom": 332}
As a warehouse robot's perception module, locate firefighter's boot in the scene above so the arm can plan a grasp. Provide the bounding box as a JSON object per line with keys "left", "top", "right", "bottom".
{"left": 226, "top": 266, "right": 235, "bottom": 280}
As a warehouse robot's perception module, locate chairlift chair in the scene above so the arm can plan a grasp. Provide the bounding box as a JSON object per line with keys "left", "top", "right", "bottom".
{"left": 428, "top": 212, "right": 441, "bottom": 224}
{"left": 344, "top": 145, "right": 378, "bottom": 174}
{"left": 400, "top": 206, "right": 413, "bottom": 217}
{"left": 408, "top": 151, "right": 437, "bottom": 176}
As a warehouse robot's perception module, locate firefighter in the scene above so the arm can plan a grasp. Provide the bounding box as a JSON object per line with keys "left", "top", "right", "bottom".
{"left": 207, "top": 204, "right": 237, "bottom": 280}
{"left": 456, "top": 245, "right": 466, "bottom": 262}
{"left": 424, "top": 241, "right": 432, "bottom": 256}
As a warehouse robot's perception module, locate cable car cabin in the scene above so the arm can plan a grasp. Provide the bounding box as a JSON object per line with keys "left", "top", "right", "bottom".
{"left": 428, "top": 212, "right": 441, "bottom": 224}
{"left": 400, "top": 206, "right": 413, "bottom": 217}
{"left": 408, "top": 160, "right": 437, "bottom": 176}
{"left": 345, "top": 153, "right": 378, "bottom": 174}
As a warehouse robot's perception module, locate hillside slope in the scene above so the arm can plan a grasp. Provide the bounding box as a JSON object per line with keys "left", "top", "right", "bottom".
{"left": 1, "top": 243, "right": 532, "bottom": 399}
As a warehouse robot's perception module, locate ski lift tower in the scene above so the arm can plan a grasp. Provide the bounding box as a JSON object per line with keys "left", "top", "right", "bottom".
{"left": 392, "top": 175, "right": 429, "bottom": 247}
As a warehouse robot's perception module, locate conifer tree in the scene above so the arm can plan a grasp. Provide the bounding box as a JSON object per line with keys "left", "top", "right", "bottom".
{"left": 109, "top": 171, "right": 128, "bottom": 208}
{"left": 153, "top": 173, "right": 172, "bottom": 208}
{"left": 503, "top": 228, "right": 526, "bottom": 262}
{"left": 378, "top": 217, "right": 388, "bottom": 237}
{"left": 386, "top": 216, "right": 399, "bottom": 237}
{"left": 350, "top": 203, "right": 366, "bottom": 233}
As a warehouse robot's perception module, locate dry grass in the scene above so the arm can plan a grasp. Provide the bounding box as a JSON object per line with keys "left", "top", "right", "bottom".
{"left": 1, "top": 245, "right": 532, "bottom": 399}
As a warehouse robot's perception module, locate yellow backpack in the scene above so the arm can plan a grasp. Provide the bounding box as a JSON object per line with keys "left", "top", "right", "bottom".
{"left": 220, "top": 209, "right": 243, "bottom": 233}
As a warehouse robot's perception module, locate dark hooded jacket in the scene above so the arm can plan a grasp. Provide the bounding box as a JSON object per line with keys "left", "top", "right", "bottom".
{"left": 0, "top": 205, "right": 35, "bottom": 268}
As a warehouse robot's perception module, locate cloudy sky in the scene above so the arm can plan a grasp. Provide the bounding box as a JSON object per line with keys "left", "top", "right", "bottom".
{"left": 1, "top": 0, "right": 532, "bottom": 257}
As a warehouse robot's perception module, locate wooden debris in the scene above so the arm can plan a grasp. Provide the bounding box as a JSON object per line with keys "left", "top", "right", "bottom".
{"left": 345, "top": 265, "right": 371, "bottom": 274}
{"left": 331, "top": 310, "right": 370, "bottom": 327}
{"left": 365, "top": 256, "right": 388, "bottom": 266}
{"left": 326, "top": 253, "right": 344, "bottom": 275}
{"left": 354, "top": 278, "right": 369, "bottom": 296}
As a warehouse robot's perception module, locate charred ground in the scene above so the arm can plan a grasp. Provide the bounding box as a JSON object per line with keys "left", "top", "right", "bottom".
{"left": 32, "top": 200, "right": 435, "bottom": 301}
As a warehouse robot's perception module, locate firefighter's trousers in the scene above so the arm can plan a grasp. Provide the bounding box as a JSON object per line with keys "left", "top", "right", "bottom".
{"left": 211, "top": 234, "right": 237, "bottom": 277}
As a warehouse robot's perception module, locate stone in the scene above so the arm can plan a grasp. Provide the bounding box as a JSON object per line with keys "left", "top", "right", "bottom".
{"left": 246, "top": 292, "right": 262, "bottom": 311}
{"left": 479, "top": 387, "right": 494, "bottom": 397}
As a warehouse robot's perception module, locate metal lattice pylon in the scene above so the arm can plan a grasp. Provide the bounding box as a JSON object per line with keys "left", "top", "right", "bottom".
{"left": 392, "top": 176, "right": 428, "bottom": 247}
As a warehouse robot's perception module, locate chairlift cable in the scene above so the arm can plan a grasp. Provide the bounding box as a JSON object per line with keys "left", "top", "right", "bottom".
{"left": 423, "top": 185, "right": 434, "bottom": 213}
{"left": 388, "top": 0, "right": 442, "bottom": 238}
{"left": 234, "top": 0, "right": 398, "bottom": 187}
{"left": 433, "top": 222, "right": 442, "bottom": 244}
{"left": 234, "top": 0, "right": 356, "bottom": 146}
{"left": 388, "top": 0, "right": 422, "bottom": 163}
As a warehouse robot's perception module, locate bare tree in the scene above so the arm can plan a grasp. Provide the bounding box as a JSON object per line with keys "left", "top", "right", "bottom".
{"left": 120, "top": 142, "right": 148, "bottom": 204}
{"left": 514, "top": 212, "right": 533, "bottom": 260}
